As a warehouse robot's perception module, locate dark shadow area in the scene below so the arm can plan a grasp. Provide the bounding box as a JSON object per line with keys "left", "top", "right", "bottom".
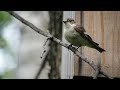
{"left": 73, "top": 76, "right": 120, "bottom": 79}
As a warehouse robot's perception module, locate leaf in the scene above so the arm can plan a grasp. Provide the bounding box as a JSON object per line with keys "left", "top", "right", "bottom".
{"left": 0, "top": 11, "right": 11, "bottom": 28}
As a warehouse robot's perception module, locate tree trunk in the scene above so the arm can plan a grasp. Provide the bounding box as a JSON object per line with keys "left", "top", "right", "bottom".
{"left": 47, "top": 11, "right": 63, "bottom": 79}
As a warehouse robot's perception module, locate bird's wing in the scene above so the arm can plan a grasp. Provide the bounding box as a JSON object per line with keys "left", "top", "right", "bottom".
{"left": 74, "top": 25, "right": 99, "bottom": 46}
{"left": 81, "top": 33, "right": 99, "bottom": 46}
{"left": 85, "top": 34, "right": 99, "bottom": 45}
{"left": 74, "top": 24, "right": 86, "bottom": 33}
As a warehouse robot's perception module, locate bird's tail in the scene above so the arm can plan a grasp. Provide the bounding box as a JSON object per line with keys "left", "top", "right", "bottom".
{"left": 95, "top": 46, "right": 106, "bottom": 53}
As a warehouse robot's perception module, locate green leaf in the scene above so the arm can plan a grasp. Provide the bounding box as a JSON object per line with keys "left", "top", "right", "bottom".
{"left": 0, "top": 11, "right": 11, "bottom": 28}
{"left": 0, "top": 70, "right": 13, "bottom": 79}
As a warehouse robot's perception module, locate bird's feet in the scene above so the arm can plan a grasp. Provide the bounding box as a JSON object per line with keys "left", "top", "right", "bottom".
{"left": 67, "top": 44, "right": 73, "bottom": 49}
{"left": 68, "top": 44, "right": 81, "bottom": 50}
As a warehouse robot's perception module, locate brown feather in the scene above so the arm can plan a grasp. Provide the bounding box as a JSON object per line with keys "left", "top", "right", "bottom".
{"left": 85, "top": 34, "right": 99, "bottom": 46}
{"left": 74, "top": 25, "right": 86, "bottom": 33}
{"left": 74, "top": 25, "right": 99, "bottom": 46}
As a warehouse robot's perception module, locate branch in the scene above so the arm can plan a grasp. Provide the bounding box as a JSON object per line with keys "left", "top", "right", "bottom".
{"left": 34, "top": 38, "right": 51, "bottom": 79}
{"left": 35, "top": 39, "right": 51, "bottom": 79}
{"left": 7, "top": 11, "right": 113, "bottom": 79}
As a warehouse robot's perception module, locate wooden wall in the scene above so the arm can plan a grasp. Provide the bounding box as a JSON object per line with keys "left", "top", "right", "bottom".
{"left": 74, "top": 11, "right": 120, "bottom": 77}
{"left": 61, "top": 11, "right": 120, "bottom": 78}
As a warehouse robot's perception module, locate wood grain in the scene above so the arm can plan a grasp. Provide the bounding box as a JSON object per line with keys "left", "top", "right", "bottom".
{"left": 62, "top": 11, "right": 120, "bottom": 78}
{"left": 102, "top": 11, "right": 120, "bottom": 77}
{"left": 76, "top": 11, "right": 120, "bottom": 77}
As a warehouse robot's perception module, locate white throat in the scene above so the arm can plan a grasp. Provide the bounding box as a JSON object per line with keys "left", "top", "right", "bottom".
{"left": 65, "top": 22, "right": 75, "bottom": 29}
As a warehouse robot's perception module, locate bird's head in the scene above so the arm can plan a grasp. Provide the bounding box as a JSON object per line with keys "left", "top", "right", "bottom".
{"left": 63, "top": 18, "right": 76, "bottom": 28}
{"left": 63, "top": 18, "right": 76, "bottom": 24}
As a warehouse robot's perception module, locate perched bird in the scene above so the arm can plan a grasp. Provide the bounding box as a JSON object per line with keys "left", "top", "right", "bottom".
{"left": 63, "top": 18, "right": 105, "bottom": 53}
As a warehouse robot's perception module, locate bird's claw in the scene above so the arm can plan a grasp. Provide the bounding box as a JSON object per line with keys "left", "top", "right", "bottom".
{"left": 68, "top": 44, "right": 73, "bottom": 49}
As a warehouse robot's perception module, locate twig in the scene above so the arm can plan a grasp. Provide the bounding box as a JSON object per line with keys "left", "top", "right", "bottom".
{"left": 35, "top": 58, "right": 48, "bottom": 79}
{"left": 93, "top": 59, "right": 100, "bottom": 79}
{"left": 100, "top": 71, "right": 113, "bottom": 79}
{"left": 35, "top": 38, "right": 51, "bottom": 79}
{"left": 40, "top": 38, "right": 50, "bottom": 59}
{"left": 7, "top": 11, "right": 113, "bottom": 79}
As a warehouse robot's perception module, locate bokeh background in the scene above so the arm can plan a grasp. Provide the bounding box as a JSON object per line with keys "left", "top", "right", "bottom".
{"left": 0, "top": 11, "right": 62, "bottom": 79}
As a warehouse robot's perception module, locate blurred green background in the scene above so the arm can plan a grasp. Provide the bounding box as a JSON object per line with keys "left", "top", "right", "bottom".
{"left": 0, "top": 11, "right": 63, "bottom": 79}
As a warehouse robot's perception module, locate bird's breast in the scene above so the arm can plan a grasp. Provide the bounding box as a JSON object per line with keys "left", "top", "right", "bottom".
{"left": 64, "top": 29, "right": 82, "bottom": 46}
{"left": 64, "top": 28, "right": 91, "bottom": 47}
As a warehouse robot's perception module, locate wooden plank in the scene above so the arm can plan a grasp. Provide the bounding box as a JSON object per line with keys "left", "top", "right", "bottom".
{"left": 80, "top": 11, "right": 120, "bottom": 77}
{"left": 61, "top": 11, "right": 75, "bottom": 79}
{"left": 81, "top": 11, "right": 102, "bottom": 76}
{"left": 102, "top": 11, "right": 120, "bottom": 77}
{"left": 61, "top": 11, "right": 120, "bottom": 78}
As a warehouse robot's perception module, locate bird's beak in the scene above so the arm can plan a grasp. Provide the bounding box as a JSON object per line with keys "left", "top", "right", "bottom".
{"left": 63, "top": 21, "right": 67, "bottom": 23}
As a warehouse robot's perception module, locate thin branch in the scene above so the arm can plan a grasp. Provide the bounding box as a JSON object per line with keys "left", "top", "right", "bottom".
{"left": 35, "top": 39, "right": 51, "bottom": 79}
{"left": 7, "top": 11, "right": 113, "bottom": 79}
{"left": 7, "top": 11, "right": 52, "bottom": 38}
{"left": 35, "top": 57, "right": 48, "bottom": 79}
{"left": 40, "top": 38, "right": 50, "bottom": 59}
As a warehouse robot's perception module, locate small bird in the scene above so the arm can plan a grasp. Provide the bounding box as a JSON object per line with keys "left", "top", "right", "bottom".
{"left": 63, "top": 18, "right": 105, "bottom": 53}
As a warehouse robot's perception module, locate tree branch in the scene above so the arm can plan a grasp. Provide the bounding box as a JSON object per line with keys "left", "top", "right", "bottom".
{"left": 35, "top": 40, "right": 51, "bottom": 79}
{"left": 7, "top": 11, "right": 113, "bottom": 79}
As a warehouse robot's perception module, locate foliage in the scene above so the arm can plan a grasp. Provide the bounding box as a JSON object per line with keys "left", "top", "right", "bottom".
{"left": 0, "top": 11, "right": 12, "bottom": 48}
{"left": 0, "top": 11, "right": 14, "bottom": 78}
{"left": 0, "top": 37, "right": 9, "bottom": 50}
{"left": 0, "top": 11, "right": 11, "bottom": 28}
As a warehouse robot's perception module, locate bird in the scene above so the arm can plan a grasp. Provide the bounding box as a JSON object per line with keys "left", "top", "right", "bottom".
{"left": 63, "top": 18, "right": 105, "bottom": 53}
